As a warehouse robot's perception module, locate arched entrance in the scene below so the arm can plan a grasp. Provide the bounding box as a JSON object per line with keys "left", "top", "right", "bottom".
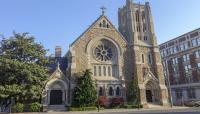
{"left": 50, "top": 90, "right": 63, "bottom": 105}
{"left": 145, "top": 80, "right": 160, "bottom": 104}
{"left": 146, "top": 90, "right": 152, "bottom": 103}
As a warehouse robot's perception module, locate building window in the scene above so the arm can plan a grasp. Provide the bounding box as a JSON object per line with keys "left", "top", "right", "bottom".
{"left": 94, "top": 66, "right": 97, "bottom": 76}
{"left": 187, "top": 88, "right": 196, "bottom": 99}
{"left": 197, "top": 38, "right": 200, "bottom": 45}
{"left": 108, "top": 87, "right": 114, "bottom": 96}
{"left": 184, "top": 65, "right": 191, "bottom": 73}
{"left": 176, "top": 90, "right": 182, "bottom": 99}
{"left": 99, "top": 66, "right": 102, "bottom": 76}
{"left": 99, "top": 87, "right": 103, "bottom": 96}
{"left": 103, "top": 20, "right": 106, "bottom": 28}
{"left": 99, "top": 23, "right": 102, "bottom": 27}
{"left": 108, "top": 66, "right": 111, "bottom": 76}
{"left": 195, "top": 50, "right": 200, "bottom": 58}
{"left": 179, "top": 44, "right": 184, "bottom": 51}
{"left": 173, "top": 47, "right": 177, "bottom": 53}
{"left": 173, "top": 66, "right": 179, "bottom": 74}
{"left": 148, "top": 54, "right": 152, "bottom": 64}
{"left": 144, "top": 36, "right": 148, "bottom": 41}
{"left": 183, "top": 43, "right": 188, "bottom": 50}
{"left": 191, "top": 39, "right": 197, "bottom": 47}
{"left": 103, "top": 66, "right": 106, "bottom": 76}
{"left": 172, "top": 57, "right": 178, "bottom": 65}
{"left": 138, "top": 35, "right": 141, "bottom": 40}
{"left": 183, "top": 54, "right": 190, "bottom": 62}
{"left": 197, "top": 63, "right": 200, "bottom": 69}
{"left": 142, "top": 54, "right": 144, "bottom": 63}
{"left": 116, "top": 87, "right": 120, "bottom": 96}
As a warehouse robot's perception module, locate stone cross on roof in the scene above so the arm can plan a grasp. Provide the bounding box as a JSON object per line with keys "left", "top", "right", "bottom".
{"left": 101, "top": 6, "right": 106, "bottom": 15}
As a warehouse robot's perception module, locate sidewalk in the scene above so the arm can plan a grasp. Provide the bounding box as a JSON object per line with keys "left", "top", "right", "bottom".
{"left": 12, "top": 106, "right": 190, "bottom": 114}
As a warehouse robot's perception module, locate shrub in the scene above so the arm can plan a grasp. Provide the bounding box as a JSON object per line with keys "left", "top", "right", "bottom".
{"left": 29, "top": 102, "right": 41, "bottom": 112}
{"left": 69, "top": 106, "right": 97, "bottom": 111}
{"left": 120, "top": 104, "right": 143, "bottom": 109}
{"left": 111, "top": 97, "right": 124, "bottom": 107}
{"left": 12, "top": 103, "right": 24, "bottom": 113}
{"left": 97, "top": 96, "right": 109, "bottom": 107}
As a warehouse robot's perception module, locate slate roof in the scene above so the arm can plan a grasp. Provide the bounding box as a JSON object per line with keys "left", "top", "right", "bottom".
{"left": 48, "top": 57, "right": 68, "bottom": 74}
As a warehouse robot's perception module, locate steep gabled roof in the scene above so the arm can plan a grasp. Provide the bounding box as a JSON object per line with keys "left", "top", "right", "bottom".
{"left": 70, "top": 14, "right": 128, "bottom": 47}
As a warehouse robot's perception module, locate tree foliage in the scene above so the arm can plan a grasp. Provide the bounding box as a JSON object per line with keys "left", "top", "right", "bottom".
{"left": 127, "top": 77, "right": 140, "bottom": 105}
{"left": 0, "top": 32, "right": 49, "bottom": 103}
{"left": 72, "top": 69, "right": 97, "bottom": 107}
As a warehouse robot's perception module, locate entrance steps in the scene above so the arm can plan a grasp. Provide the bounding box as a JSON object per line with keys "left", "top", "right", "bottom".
{"left": 147, "top": 103, "right": 166, "bottom": 109}
{"left": 48, "top": 105, "right": 67, "bottom": 112}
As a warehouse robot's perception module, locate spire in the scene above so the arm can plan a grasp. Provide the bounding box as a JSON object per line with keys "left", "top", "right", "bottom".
{"left": 101, "top": 6, "right": 106, "bottom": 15}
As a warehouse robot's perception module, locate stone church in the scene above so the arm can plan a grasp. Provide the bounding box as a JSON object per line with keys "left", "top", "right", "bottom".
{"left": 42, "top": 0, "right": 169, "bottom": 110}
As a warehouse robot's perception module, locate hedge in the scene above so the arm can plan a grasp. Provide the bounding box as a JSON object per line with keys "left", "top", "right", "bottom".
{"left": 12, "top": 103, "right": 24, "bottom": 113}
{"left": 69, "top": 106, "right": 97, "bottom": 111}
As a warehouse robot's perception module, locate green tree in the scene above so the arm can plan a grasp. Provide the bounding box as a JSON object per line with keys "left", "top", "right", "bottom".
{"left": 72, "top": 69, "right": 97, "bottom": 107}
{"left": 127, "top": 77, "right": 140, "bottom": 105}
{"left": 0, "top": 32, "right": 49, "bottom": 103}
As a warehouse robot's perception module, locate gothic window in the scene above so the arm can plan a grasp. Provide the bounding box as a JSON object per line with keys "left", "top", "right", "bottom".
{"left": 95, "top": 44, "right": 113, "bottom": 61}
{"left": 148, "top": 54, "right": 152, "bottom": 64}
{"left": 116, "top": 87, "right": 120, "bottom": 96}
{"left": 107, "top": 24, "right": 110, "bottom": 28}
{"left": 99, "top": 23, "right": 102, "bottom": 27}
{"left": 99, "top": 66, "right": 102, "bottom": 76}
{"left": 142, "top": 54, "right": 145, "bottom": 63}
{"left": 103, "top": 66, "right": 106, "bottom": 76}
{"left": 109, "top": 87, "right": 114, "bottom": 96}
{"left": 94, "top": 66, "right": 97, "bottom": 76}
{"left": 103, "top": 20, "right": 106, "bottom": 27}
{"left": 108, "top": 66, "right": 111, "bottom": 76}
{"left": 99, "top": 87, "right": 103, "bottom": 96}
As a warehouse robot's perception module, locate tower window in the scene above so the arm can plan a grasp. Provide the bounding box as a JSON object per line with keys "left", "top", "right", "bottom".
{"left": 148, "top": 54, "right": 152, "bottom": 64}
{"left": 142, "top": 54, "right": 145, "bottom": 63}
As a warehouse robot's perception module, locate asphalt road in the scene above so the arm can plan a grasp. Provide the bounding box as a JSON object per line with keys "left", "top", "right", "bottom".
{"left": 12, "top": 107, "right": 200, "bottom": 114}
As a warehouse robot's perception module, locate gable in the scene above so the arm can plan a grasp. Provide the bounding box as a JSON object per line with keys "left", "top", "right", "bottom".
{"left": 70, "top": 14, "right": 127, "bottom": 47}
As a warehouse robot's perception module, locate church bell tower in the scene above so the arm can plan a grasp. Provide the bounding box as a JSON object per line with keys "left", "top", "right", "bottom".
{"left": 118, "top": 0, "right": 169, "bottom": 107}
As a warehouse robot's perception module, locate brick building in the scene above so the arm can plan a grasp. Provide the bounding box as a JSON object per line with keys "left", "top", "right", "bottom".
{"left": 159, "top": 28, "right": 200, "bottom": 105}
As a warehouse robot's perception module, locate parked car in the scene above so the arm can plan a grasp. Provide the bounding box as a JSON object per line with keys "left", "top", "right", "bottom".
{"left": 184, "top": 100, "right": 200, "bottom": 107}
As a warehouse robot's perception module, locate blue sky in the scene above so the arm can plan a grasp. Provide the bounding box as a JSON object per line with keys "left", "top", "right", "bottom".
{"left": 0, "top": 0, "right": 200, "bottom": 56}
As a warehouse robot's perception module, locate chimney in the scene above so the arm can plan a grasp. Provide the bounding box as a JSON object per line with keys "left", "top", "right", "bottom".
{"left": 55, "top": 46, "right": 61, "bottom": 57}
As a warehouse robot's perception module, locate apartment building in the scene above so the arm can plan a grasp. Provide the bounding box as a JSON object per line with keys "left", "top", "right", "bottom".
{"left": 159, "top": 28, "right": 200, "bottom": 105}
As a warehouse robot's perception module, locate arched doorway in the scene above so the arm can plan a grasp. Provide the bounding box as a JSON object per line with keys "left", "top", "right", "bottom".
{"left": 145, "top": 80, "right": 160, "bottom": 104}
{"left": 146, "top": 90, "right": 153, "bottom": 103}
{"left": 50, "top": 90, "right": 63, "bottom": 105}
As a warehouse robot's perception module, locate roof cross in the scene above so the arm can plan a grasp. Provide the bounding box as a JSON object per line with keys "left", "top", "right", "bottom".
{"left": 101, "top": 6, "right": 106, "bottom": 15}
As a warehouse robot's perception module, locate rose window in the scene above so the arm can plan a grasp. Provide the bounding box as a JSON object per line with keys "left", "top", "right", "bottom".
{"left": 94, "top": 44, "right": 113, "bottom": 61}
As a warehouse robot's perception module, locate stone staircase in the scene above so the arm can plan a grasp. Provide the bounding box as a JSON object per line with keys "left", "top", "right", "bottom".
{"left": 48, "top": 105, "right": 67, "bottom": 112}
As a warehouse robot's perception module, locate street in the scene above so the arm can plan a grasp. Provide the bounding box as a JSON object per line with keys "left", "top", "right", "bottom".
{"left": 13, "top": 107, "right": 200, "bottom": 114}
